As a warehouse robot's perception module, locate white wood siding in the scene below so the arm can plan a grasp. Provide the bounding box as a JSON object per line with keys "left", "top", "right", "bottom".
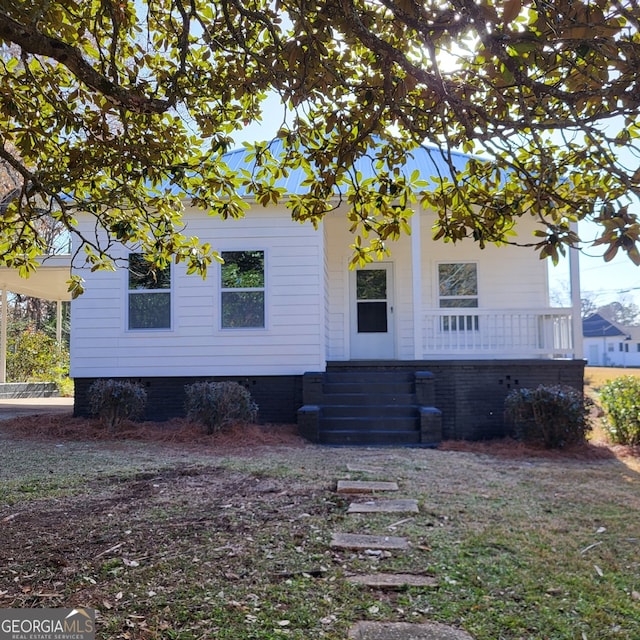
{"left": 324, "top": 210, "right": 350, "bottom": 360}
{"left": 71, "top": 206, "right": 326, "bottom": 377}
{"left": 420, "top": 211, "right": 549, "bottom": 309}
{"left": 71, "top": 200, "right": 555, "bottom": 376}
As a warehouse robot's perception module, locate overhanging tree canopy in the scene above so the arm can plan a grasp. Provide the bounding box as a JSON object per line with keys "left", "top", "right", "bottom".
{"left": 1, "top": 0, "right": 639, "bottom": 295}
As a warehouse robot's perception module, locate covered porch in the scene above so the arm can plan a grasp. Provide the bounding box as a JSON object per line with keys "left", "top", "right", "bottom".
{"left": 324, "top": 209, "right": 583, "bottom": 363}
{"left": 0, "top": 254, "right": 72, "bottom": 385}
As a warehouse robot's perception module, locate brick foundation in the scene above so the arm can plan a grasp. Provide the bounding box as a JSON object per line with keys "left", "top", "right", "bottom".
{"left": 74, "top": 359, "right": 585, "bottom": 440}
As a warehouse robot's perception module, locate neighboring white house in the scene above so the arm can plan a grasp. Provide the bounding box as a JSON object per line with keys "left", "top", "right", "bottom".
{"left": 584, "top": 312, "right": 640, "bottom": 367}
{"left": 70, "top": 141, "right": 584, "bottom": 443}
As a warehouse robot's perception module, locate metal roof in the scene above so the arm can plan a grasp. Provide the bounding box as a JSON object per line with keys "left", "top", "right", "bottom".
{"left": 221, "top": 138, "right": 475, "bottom": 195}
{"left": 583, "top": 313, "right": 627, "bottom": 338}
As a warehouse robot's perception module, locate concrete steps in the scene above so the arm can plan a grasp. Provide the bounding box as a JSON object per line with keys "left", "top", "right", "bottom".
{"left": 297, "top": 370, "right": 442, "bottom": 446}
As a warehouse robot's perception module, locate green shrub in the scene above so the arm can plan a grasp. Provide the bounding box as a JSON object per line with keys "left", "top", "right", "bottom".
{"left": 504, "top": 385, "right": 592, "bottom": 448}
{"left": 56, "top": 376, "right": 75, "bottom": 397}
{"left": 7, "top": 329, "right": 69, "bottom": 382}
{"left": 599, "top": 376, "right": 640, "bottom": 446}
{"left": 184, "top": 381, "right": 258, "bottom": 434}
{"left": 87, "top": 379, "right": 147, "bottom": 430}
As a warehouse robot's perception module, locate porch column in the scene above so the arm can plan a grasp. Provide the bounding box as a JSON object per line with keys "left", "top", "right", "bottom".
{"left": 411, "top": 210, "right": 423, "bottom": 359}
{"left": 0, "top": 288, "right": 6, "bottom": 383}
{"left": 569, "top": 225, "right": 583, "bottom": 360}
{"left": 56, "top": 299, "right": 63, "bottom": 349}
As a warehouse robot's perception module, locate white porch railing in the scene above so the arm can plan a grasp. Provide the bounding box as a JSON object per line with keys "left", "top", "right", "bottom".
{"left": 422, "top": 308, "right": 574, "bottom": 359}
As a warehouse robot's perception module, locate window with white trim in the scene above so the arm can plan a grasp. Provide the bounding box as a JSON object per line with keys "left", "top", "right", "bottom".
{"left": 438, "top": 263, "right": 479, "bottom": 331}
{"left": 128, "top": 254, "right": 171, "bottom": 330}
{"left": 221, "top": 250, "right": 265, "bottom": 328}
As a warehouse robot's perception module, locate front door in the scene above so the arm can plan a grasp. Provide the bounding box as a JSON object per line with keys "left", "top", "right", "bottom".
{"left": 350, "top": 263, "right": 395, "bottom": 359}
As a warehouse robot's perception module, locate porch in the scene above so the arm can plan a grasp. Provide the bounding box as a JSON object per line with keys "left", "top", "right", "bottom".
{"left": 420, "top": 308, "right": 574, "bottom": 359}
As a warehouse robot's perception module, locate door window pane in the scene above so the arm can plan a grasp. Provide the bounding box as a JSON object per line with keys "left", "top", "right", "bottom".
{"left": 358, "top": 301, "right": 388, "bottom": 333}
{"left": 356, "top": 269, "right": 388, "bottom": 333}
{"left": 357, "top": 270, "right": 386, "bottom": 300}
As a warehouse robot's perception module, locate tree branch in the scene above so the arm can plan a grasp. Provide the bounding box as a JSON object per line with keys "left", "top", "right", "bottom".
{"left": 0, "top": 11, "right": 170, "bottom": 114}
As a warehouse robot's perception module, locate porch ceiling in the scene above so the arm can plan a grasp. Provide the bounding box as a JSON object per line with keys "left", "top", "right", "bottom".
{"left": 0, "top": 255, "right": 72, "bottom": 301}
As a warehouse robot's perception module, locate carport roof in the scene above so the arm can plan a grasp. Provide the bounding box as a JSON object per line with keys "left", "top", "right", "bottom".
{"left": 0, "top": 254, "right": 72, "bottom": 301}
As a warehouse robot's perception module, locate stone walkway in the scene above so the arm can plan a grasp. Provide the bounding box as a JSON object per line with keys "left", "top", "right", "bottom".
{"left": 331, "top": 464, "right": 475, "bottom": 640}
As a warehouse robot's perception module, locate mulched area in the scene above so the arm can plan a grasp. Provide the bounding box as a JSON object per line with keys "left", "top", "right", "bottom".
{"left": 0, "top": 413, "right": 306, "bottom": 450}
{"left": 439, "top": 436, "right": 640, "bottom": 461}
{"left": 1, "top": 412, "right": 638, "bottom": 460}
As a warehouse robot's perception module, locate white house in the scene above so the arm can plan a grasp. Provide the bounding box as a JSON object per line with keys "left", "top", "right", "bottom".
{"left": 584, "top": 312, "right": 640, "bottom": 368}
{"left": 71, "top": 141, "right": 584, "bottom": 444}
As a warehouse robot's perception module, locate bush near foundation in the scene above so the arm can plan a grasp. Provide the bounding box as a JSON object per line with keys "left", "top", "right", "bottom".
{"left": 504, "top": 385, "right": 592, "bottom": 449}
{"left": 87, "top": 379, "right": 147, "bottom": 430}
{"left": 599, "top": 376, "right": 640, "bottom": 446}
{"left": 184, "top": 381, "right": 258, "bottom": 434}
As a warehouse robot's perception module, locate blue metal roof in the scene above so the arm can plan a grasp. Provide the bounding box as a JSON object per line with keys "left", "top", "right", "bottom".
{"left": 221, "top": 137, "right": 474, "bottom": 195}
{"left": 583, "top": 313, "right": 626, "bottom": 338}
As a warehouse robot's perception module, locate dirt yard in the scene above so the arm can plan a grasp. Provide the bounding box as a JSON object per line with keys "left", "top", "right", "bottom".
{"left": 1, "top": 410, "right": 640, "bottom": 639}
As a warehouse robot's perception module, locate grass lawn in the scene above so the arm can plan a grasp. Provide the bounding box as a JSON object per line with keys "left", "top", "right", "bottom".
{"left": 585, "top": 365, "right": 640, "bottom": 392}
{"left": 0, "top": 380, "right": 639, "bottom": 639}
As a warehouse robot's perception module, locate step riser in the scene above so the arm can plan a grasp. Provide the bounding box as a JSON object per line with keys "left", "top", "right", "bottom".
{"left": 317, "top": 393, "right": 416, "bottom": 406}
{"left": 324, "top": 372, "right": 414, "bottom": 384}
{"left": 321, "top": 406, "right": 418, "bottom": 418}
{"left": 320, "top": 417, "right": 419, "bottom": 432}
{"left": 319, "top": 431, "right": 422, "bottom": 445}
{"left": 323, "top": 383, "right": 414, "bottom": 395}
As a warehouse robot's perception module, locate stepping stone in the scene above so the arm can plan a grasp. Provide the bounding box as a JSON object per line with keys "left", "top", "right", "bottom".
{"left": 347, "top": 573, "right": 438, "bottom": 589}
{"left": 348, "top": 499, "right": 419, "bottom": 514}
{"left": 330, "top": 533, "right": 409, "bottom": 550}
{"left": 337, "top": 480, "right": 399, "bottom": 494}
{"left": 348, "top": 621, "right": 475, "bottom": 640}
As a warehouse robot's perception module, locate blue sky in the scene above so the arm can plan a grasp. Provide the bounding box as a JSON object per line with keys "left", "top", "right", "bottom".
{"left": 572, "top": 228, "right": 640, "bottom": 307}
{"left": 547, "top": 217, "right": 640, "bottom": 309}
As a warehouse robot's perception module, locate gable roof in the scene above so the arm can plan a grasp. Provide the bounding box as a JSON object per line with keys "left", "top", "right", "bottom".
{"left": 221, "top": 138, "right": 474, "bottom": 196}
{"left": 583, "top": 313, "right": 627, "bottom": 338}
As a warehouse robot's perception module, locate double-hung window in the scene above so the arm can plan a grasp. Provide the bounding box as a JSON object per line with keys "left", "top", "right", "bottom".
{"left": 221, "top": 250, "right": 265, "bottom": 328}
{"left": 128, "top": 254, "right": 171, "bottom": 330}
{"left": 438, "top": 263, "right": 479, "bottom": 331}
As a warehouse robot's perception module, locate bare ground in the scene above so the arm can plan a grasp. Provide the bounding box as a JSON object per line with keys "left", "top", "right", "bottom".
{"left": 1, "top": 414, "right": 639, "bottom": 639}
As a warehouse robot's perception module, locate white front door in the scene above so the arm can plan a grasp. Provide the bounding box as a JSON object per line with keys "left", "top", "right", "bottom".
{"left": 349, "top": 263, "right": 395, "bottom": 359}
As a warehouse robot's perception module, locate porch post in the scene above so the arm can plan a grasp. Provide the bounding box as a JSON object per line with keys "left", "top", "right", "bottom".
{"left": 56, "top": 299, "right": 63, "bottom": 349}
{"left": 0, "top": 288, "right": 6, "bottom": 383}
{"left": 411, "top": 210, "right": 423, "bottom": 359}
{"left": 569, "top": 224, "right": 583, "bottom": 360}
